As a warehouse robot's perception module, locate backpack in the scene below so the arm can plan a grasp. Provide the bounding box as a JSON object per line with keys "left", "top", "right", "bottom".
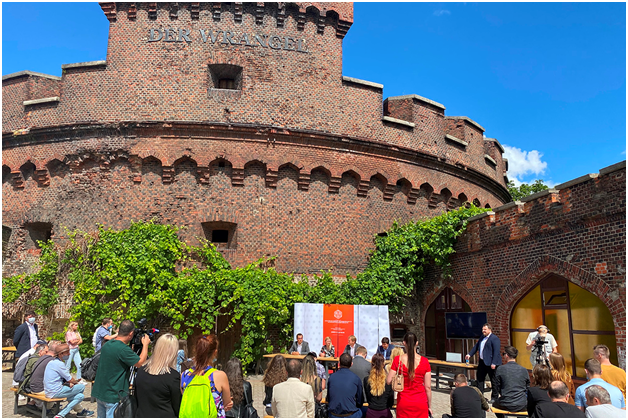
{"left": 179, "top": 368, "right": 218, "bottom": 418}
{"left": 80, "top": 350, "right": 101, "bottom": 382}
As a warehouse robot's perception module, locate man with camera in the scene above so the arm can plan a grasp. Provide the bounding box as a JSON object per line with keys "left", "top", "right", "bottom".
{"left": 525, "top": 325, "right": 557, "bottom": 367}
{"left": 92, "top": 320, "right": 150, "bottom": 418}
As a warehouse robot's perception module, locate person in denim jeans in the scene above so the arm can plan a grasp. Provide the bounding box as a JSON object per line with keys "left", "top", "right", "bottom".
{"left": 92, "top": 320, "right": 150, "bottom": 418}
{"left": 65, "top": 321, "right": 83, "bottom": 380}
{"left": 43, "top": 343, "right": 94, "bottom": 418}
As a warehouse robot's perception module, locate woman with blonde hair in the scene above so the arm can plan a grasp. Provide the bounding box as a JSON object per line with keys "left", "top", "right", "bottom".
{"left": 319, "top": 336, "right": 335, "bottom": 358}
{"left": 364, "top": 354, "right": 394, "bottom": 418}
{"left": 549, "top": 353, "right": 575, "bottom": 404}
{"left": 385, "top": 346, "right": 405, "bottom": 373}
{"left": 262, "top": 354, "right": 288, "bottom": 415}
{"left": 301, "top": 354, "right": 323, "bottom": 402}
{"left": 135, "top": 333, "right": 182, "bottom": 417}
{"left": 64, "top": 321, "right": 83, "bottom": 380}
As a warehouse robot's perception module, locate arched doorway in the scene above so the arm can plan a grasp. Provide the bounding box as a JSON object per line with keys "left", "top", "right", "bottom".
{"left": 425, "top": 287, "right": 471, "bottom": 360}
{"left": 510, "top": 274, "right": 618, "bottom": 379}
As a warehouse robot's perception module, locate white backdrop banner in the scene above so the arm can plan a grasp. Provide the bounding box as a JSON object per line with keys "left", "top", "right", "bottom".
{"left": 293, "top": 303, "right": 390, "bottom": 358}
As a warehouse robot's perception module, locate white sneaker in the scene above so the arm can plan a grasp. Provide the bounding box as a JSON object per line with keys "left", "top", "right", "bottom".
{"left": 18, "top": 395, "right": 26, "bottom": 402}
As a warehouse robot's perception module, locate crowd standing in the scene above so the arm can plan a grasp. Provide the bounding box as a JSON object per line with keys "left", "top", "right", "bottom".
{"left": 9, "top": 316, "right": 627, "bottom": 419}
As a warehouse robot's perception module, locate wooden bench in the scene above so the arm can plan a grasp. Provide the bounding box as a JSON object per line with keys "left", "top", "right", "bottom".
{"left": 490, "top": 406, "right": 528, "bottom": 418}
{"left": 10, "top": 387, "right": 66, "bottom": 418}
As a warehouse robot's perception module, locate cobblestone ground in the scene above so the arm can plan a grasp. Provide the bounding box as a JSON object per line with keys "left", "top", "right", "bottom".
{"left": 3, "top": 371, "right": 496, "bottom": 418}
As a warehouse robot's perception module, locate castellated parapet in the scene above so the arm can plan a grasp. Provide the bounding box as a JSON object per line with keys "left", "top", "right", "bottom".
{"left": 3, "top": 2, "right": 510, "bottom": 283}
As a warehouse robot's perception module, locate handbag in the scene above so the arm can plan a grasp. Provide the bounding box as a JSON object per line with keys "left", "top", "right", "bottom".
{"left": 113, "top": 389, "right": 137, "bottom": 418}
{"left": 315, "top": 401, "right": 328, "bottom": 418}
{"left": 243, "top": 383, "right": 259, "bottom": 418}
{"left": 392, "top": 360, "right": 405, "bottom": 392}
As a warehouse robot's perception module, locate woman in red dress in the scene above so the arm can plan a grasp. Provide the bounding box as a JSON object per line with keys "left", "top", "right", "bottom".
{"left": 386, "top": 332, "right": 432, "bottom": 418}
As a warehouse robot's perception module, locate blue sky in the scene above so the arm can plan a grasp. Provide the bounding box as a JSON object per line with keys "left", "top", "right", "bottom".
{"left": 3, "top": 2, "right": 626, "bottom": 186}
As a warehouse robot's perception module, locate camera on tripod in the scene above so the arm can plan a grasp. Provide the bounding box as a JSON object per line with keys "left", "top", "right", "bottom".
{"left": 533, "top": 335, "right": 549, "bottom": 365}
{"left": 130, "top": 317, "right": 159, "bottom": 354}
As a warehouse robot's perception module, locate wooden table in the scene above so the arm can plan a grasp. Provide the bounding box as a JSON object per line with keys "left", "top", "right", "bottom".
{"left": 263, "top": 353, "right": 339, "bottom": 372}
{"left": 428, "top": 360, "right": 478, "bottom": 389}
{"left": 3, "top": 346, "right": 17, "bottom": 371}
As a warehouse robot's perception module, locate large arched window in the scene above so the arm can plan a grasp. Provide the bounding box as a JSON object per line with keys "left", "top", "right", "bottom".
{"left": 511, "top": 275, "right": 617, "bottom": 378}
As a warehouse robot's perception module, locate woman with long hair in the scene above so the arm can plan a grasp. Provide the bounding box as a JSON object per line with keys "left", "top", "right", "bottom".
{"left": 180, "top": 334, "right": 232, "bottom": 418}
{"left": 385, "top": 347, "right": 405, "bottom": 373}
{"left": 549, "top": 353, "right": 575, "bottom": 404}
{"left": 262, "top": 354, "right": 288, "bottom": 416}
{"left": 364, "top": 354, "right": 394, "bottom": 418}
{"left": 64, "top": 321, "right": 83, "bottom": 380}
{"left": 135, "top": 333, "right": 183, "bottom": 417}
{"left": 301, "top": 354, "right": 323, "bottom": 402}
{"left": 527, "top": 363, "right": 553, "bottom": 415}
{"left": 224, "top": 358, "right": 253, "bottom": 418}
{"left": 386, "top": 332, "right": 431, "bottom": 418}
{"left": 319, "top": 337, "right": 335, "bottom": 358}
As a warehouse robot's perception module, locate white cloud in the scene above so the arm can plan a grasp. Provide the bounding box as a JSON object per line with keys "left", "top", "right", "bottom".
{"left": 433, "top": 9, "right": 451, "bottom": 16}
{"left": 503, "top": 145, "right": 549, "bottom": 185}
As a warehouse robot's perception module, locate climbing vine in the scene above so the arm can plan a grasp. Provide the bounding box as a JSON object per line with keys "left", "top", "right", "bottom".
{"left": 3, "top": 205, "right": 487, "bottom": 367}
{"left": 2, "top": 240, "right": 59, "bottom": 315}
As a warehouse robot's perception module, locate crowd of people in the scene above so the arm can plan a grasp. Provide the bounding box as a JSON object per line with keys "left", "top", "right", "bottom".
{"left": 10, "top": 313, "right": 627, "bottom": 419}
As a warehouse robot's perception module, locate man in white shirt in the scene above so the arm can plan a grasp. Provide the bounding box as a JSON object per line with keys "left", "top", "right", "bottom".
{"left": 525, "top": 325, "right": 557, "bottom": 367}
{"left": 272, "top": 359, "right": 315, "bottom": 418}
{"left": 585, "top": 385, "right": 626, "bottom": 418}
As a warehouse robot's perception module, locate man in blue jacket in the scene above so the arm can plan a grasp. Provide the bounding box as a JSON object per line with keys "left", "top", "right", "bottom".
{"left": 466, "top": 323, "right": 502, "bottom": 403}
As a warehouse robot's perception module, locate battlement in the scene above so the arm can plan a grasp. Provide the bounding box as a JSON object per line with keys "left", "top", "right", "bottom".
{"left": 99, "top": 2, "right": 354, "bottom": 38}
{"left": 459, "top": 160, "right": 626, "bottom": 252}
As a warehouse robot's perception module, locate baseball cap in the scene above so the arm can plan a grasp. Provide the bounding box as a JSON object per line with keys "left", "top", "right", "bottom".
{"left": 36, "top": 340, "right": 47, "bottom": 345}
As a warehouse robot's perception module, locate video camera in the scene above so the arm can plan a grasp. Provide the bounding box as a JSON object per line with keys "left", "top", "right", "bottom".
{"left": 533, "top": 334, "right": 549, "bottom": 365}
{"left": 130, "top": 318, "right": 159, "bottom": 355}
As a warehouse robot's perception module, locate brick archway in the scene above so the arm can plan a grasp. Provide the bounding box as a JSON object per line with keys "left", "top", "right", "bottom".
{"left": 418, "top": 281, "right": 478, "bottom": 355}
{"left": 494, "top": 255, "right": 626, "bottom": 367}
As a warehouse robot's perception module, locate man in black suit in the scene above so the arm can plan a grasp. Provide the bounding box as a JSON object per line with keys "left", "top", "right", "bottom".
{"left": 343, "top": 335, "right": 362, "bottom": 357}
{"left": 13, "top": 311, "right": 40, "bottom": 359}
{"left": 466, "top": 323, "right": 501, "bottom": 403}
{"left": 533, "top": 381, "right": 585, "bottom": 418}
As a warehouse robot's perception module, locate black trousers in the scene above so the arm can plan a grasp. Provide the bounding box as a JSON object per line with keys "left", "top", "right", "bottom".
{"left": 476, "top": 358, "right": 498, "bottom": 399}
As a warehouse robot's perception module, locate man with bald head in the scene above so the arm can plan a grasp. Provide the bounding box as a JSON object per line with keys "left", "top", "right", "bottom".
{"left": 44, "top": 343, "right": 94, "bottom": 418}
{"left": 532, "top": 381, "right": 585, "bottom": 418}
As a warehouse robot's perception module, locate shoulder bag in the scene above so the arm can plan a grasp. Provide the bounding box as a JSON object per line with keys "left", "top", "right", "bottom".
{"left": 392, "top": 359, "right": 404, "bottom": 393}
{"left": 243, "top": 382, "right": 259, "bottom": 418}
{"left": 113, "top": 389, "right": 137, "bottom": 418}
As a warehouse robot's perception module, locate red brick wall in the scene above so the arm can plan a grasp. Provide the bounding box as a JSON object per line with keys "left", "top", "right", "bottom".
{"left": 2, "top": 2, "right": 507, "bottom": 190}
{"left": 2, "top": 2, "right": 512, "bottom": 344}
{"left": 415, "top": 162, "right": 627, "bottom": 369}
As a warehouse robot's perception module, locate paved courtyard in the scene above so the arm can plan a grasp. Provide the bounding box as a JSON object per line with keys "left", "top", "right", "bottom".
{"left": 3, "top": 370, "right": 497, "bottom": 418}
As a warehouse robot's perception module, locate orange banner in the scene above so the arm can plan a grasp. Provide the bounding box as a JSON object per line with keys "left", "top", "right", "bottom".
{"left": 323, "top": 304, "right": 354, "bottom": 357}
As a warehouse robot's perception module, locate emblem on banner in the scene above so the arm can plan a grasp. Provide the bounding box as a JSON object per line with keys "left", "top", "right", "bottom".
{"left": 334, "top": 310, "right": 343, "bottom": 319}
